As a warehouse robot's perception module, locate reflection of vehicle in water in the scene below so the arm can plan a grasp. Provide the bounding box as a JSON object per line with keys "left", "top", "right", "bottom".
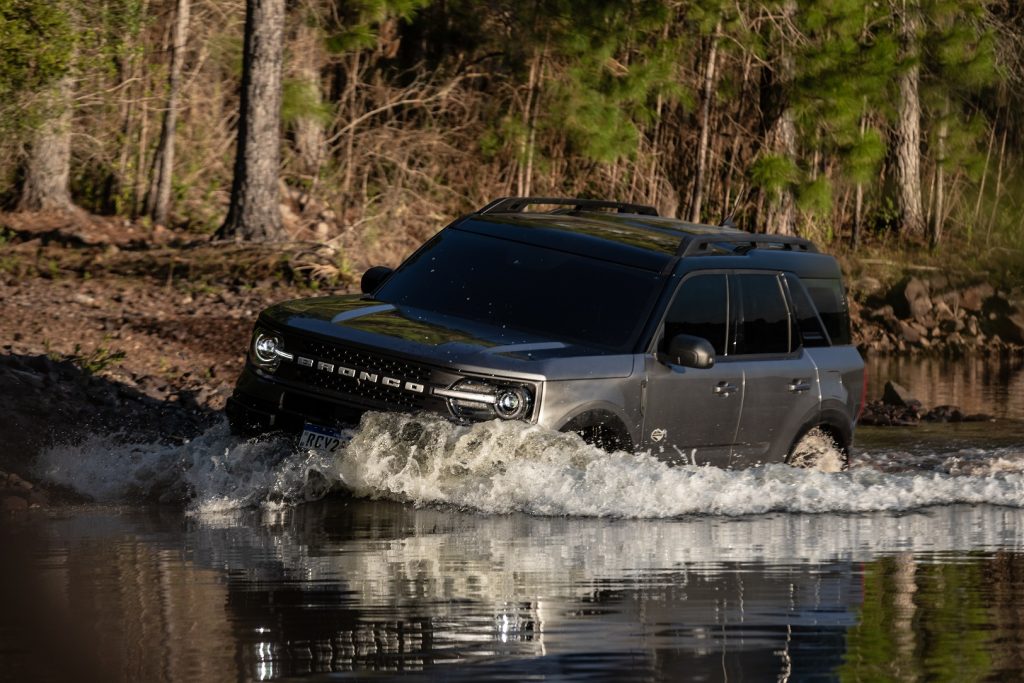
{"left": 228, "top": 196, "right": 864, "bottom": 468}
{"left": 12, "top": 502, "right": 1024, "bottom": 681}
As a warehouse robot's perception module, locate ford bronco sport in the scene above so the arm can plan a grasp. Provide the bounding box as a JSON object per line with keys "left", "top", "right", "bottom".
{"left": 227, "top": 197, "right": 864, "bottom": 468}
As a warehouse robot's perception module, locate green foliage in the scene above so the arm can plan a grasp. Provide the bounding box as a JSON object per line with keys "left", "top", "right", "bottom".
{"left": 751, "top": 154, "right": 798, "bottom": 198}
{"left": 282, "top": 78, "right": 333, "bottom": 126}
{"left": 325, "top": 0, "right": 431, "bottom": 54}
{"left": 797, "top": 176, "right": 832, "bottom": 216}
{"left": 71, "top": 344, "right": 127, "bottom": 376}
{"left": 0, "top": 0, "right": 74, "bottom": 132}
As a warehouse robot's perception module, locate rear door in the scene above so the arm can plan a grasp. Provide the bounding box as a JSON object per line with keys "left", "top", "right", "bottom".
{"left": 642, "top": 273, "right": 742, "bottom": 467}
{"left": 728, "top": 273, "right": 821, "bottom": 465}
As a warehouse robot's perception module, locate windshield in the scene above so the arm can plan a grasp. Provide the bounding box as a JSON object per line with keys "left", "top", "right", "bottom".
{"left": 373, "top": 228, "right": 664, "bottom": 351}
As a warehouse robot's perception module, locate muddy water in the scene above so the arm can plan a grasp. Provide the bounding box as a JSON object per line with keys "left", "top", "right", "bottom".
{"left": 2, "top": 356, "right": 1024, "bottom": 682}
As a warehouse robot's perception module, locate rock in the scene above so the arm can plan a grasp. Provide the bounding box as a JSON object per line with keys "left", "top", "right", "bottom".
{"left": 934, "top": 300, "right": 955, "bottom": 322}
{"left": 1008, "top": 312, "right": 1024, "bottom": 344}
{"left": 903, "top": 277, "right": 933, "bottom": 323}
{"left": 882, "top": 380, "right": 920, "bottom": 409}
{"left": 924, "top": 405, "right": 964, "bottom": 422}
{"left": 961, "top": 283, "right": 994, "bottom": 312}
{"left": 853, "top": 276, "right": 883, "bottom": 297}
{"left": 73, "top": 292, "right": 98, "bottom": 307}
{"left": 898, "top": 321, "right": 921, "bottom": 343}
{"left": 6, "top": 473, "right": 31, "bottom": 490}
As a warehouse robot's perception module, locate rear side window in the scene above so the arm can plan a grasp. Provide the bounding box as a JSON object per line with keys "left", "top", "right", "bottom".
{"left": 802, "top": 277, "right": 852, "bottom": 346}
{"left": 662, "top": 274, "right": 729, "bottom": 356}
{"left": 733, "top": 273, "right": 791, "bottom": 355}
{"left": 783, "top": 273, "right": 830, "bottom": 347}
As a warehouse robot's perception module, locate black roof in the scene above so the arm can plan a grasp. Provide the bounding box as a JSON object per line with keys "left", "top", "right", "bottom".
{"left": 457, "top": 197, "right": 821, "bottom": 273}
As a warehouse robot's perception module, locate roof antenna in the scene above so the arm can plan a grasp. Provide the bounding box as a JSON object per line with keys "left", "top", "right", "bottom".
{"left": 720, "top": 216, "right": 736, "bottom": 229}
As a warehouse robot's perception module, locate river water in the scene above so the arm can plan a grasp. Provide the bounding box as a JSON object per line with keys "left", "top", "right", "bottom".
{"left": 2, "top": 356, "right": 1024, "bottom": 682}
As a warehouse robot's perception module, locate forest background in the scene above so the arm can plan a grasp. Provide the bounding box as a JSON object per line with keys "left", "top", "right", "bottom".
{"left": 1, "top": 0, "right": 1023, "bottom": 281}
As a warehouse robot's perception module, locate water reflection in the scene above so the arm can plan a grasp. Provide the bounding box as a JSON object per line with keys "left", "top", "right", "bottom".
{"left": 4, "top": 501, "right": 1024, "bottom": 681}
{"left": 866, "top": 354, "right": 1024, "bottom": 419}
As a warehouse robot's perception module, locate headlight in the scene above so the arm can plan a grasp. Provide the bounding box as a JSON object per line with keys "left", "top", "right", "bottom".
{"left": 250, "top": 329, "right": 284, "bottom": 371}
{"left": 436, "top": 379, "right": 534, "bottom": 421}
{"left": 494, "top": 386, "right": 530, "bottom": 420}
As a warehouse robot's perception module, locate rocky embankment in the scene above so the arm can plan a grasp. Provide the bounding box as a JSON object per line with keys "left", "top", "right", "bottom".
{"left": 850, "top": 274, "right": 1024, "bottom": 355}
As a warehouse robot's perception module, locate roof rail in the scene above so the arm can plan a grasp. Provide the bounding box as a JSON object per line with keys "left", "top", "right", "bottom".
{"left": 678, "top": 233, "right": 818, "bottom": 257}
{"left": 477, "top": 196, "right": 659, "bottom": 217}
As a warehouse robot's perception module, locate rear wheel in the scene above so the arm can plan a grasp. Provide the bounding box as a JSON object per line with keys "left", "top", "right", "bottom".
{"left": 787, "top": 427, "right": 848, "bottom": 472}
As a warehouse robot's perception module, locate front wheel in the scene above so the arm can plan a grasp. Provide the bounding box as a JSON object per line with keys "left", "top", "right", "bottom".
{"left": 787, "top": 427, "right": 848, "bottom": 472}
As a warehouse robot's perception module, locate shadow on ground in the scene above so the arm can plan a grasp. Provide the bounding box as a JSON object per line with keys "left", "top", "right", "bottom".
{"left": 0, "top": 352, "right": 216, "bottom": 480}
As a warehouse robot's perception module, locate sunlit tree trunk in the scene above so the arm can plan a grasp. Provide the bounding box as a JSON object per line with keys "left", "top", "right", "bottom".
{"left": 690, "top": 18, "right": 721, "bottom": 223}
{"left": 930, "top": 98, "right": 949, "bottom": 248}
{"left": 19, "top": 76, "right": 74, "bottom": 212}
{"left": 292, "top": 19, "right": 325, "bottom": 178}
{"left": 895, "top": 2, "right": 925, "bottom": 238}
{"left": 218, "top": 0, "right": 286, "bottom": 241}
{"left": 146, "top": 0, "right": 191, "bottom": 226}
{"left": 762, "top": 0, "right": 797, "bottom": 236}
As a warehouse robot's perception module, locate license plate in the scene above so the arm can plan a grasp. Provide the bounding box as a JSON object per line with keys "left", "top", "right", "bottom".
{"left": 299, "top": 423, "right": 344, "bottom": 453}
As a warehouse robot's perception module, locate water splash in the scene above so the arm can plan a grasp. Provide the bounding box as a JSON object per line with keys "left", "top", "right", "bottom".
{"left": 35, "top": 412, "right": 1024, "bottom": 517}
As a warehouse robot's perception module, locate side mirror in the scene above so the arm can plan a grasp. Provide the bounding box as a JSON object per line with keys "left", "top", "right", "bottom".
{"left": 667, "top": 334, "right": 715, "bottom": 369}
{"left": 360, "top": 266, "right": 393, "bottom": 294}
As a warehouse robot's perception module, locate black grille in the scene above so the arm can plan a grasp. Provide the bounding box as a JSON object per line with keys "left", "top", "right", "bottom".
{"left": 274, "top": 332, "right": 433, "bottom": 410}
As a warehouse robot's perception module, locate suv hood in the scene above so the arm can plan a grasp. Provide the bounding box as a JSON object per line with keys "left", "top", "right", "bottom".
{"left": 259, "top": 295, "right": 634, "bottom": 381}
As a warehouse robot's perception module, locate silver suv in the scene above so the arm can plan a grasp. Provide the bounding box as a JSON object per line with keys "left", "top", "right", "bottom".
{"left": 227, "top": 197, "right": 865, "bottom": 468}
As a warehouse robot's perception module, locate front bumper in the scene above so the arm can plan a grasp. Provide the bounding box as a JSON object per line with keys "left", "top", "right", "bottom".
{"left": 225, "top": 364, "right": 394, "bottom": 435}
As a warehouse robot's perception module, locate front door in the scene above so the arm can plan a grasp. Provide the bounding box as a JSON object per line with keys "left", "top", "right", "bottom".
{"left": 641, "top": 273, "right": 741, "bottom": 467}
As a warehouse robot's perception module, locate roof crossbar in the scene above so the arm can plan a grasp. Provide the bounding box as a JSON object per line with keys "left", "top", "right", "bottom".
{"left": 678, "top": 233, "right": 818, "bottom": 257}
{"left": 477, "top": 196, "right": 659, "bottom": 217}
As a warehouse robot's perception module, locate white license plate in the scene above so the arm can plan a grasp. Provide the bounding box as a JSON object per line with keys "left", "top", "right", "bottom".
{"left": 299, "top": 423, "right": 344, "bottom": 453}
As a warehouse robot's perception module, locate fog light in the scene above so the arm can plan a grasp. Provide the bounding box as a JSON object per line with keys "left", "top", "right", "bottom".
{"left": 494, "top": 387, "right": 531, "bottom": 420}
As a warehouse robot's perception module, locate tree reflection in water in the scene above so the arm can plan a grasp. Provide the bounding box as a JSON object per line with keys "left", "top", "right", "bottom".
{"left": 4, "top": 501, "right": 1024, "bottom": 681}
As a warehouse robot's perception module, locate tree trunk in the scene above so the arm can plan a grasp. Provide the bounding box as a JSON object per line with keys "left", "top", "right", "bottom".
{"left": 19, "top": 76, "right": 74, "bottom": 212}
{"left": 929, "top": 98, "right": 949, "bottom": 248}
{"left": 761, "top": 0, "right": 797, "bottom": 235}
{"left": 146, "top": 0, "right": 191, "bottom": 226}
{"left": 689, "top": 18, "right": 721, "bottom": 223}
{"left": 895, "top": 3, "right": 925, "bottom": 238}
{"left": 292, "top": 20, "right": 325, "bottom": 178}
{"left": 218, "top": 0, "right": 286, "bottom": 242}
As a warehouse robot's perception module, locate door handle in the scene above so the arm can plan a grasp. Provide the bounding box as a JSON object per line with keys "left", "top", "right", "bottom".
{"left": 788, "top": 379, "right": 812, "bottom": 393}
{"left": 713, "top": 381, "right": 738, "bottom": 396}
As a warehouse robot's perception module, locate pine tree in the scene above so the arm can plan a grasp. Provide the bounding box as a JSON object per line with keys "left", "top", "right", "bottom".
{"left": 219, "top": 0, "right": 287, "bottom": 242}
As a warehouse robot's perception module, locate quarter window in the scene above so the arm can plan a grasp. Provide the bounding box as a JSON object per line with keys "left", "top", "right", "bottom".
{"left": 783, "top": 273, "right": 830, "bottom": 347}
{"left": 662, "top": 274, "right": 728, "bottom": 356}
{"left": 803, "top": 277, "right": 852, "bottom": 346}
{"left": 733, "top": 274, "right": 791, "bottom": 355}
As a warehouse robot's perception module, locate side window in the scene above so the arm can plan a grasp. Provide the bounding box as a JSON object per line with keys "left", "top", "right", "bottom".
{"left": 662, "top": 274, "right": 728, "bottom": 356}
{"left": 783, "top": 273, "right": 830, "bottom": 347}
{"left": 802, "top": 277, "right": 852, "bottom": 346}
{"left": 733, "top": 273, "right": 791, "bottom": 355}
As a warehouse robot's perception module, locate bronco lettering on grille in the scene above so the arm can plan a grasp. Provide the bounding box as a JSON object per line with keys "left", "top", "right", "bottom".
{"left": 291, "top": 355, "right": 425, "bottom": 394}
